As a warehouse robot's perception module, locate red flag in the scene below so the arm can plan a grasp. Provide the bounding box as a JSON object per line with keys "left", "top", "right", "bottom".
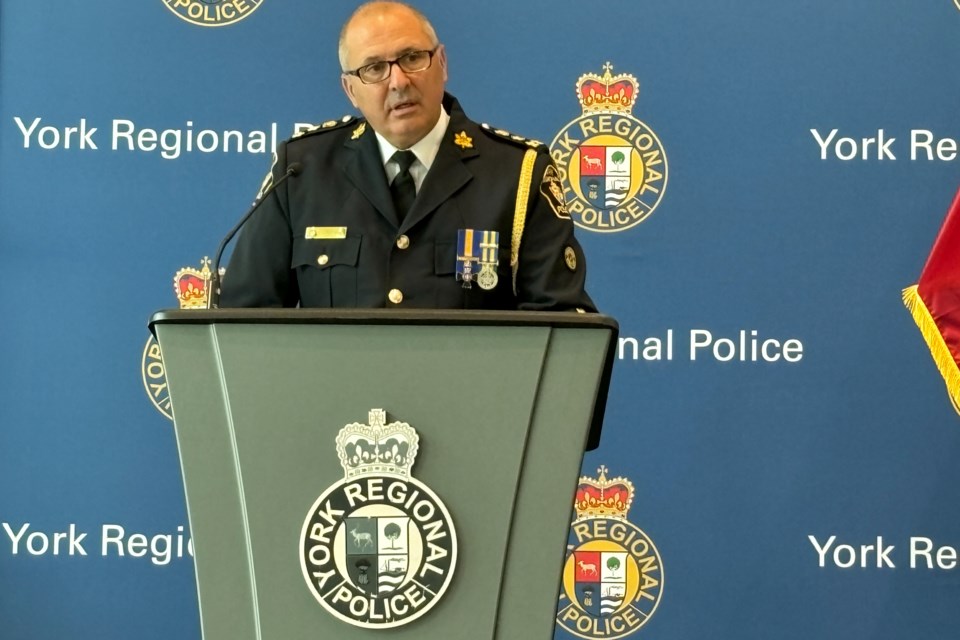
{"left": 903, "top": 186, "right": 960, "bottom": 411}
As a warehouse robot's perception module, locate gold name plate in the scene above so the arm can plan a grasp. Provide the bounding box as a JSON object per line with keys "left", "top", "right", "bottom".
{"left": 305, "top": 226, "right": 347, "bottom": 240}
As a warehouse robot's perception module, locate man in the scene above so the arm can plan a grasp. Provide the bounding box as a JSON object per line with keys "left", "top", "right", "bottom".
{"left": 220, "top": 1, "right": 595, "bottom": 311}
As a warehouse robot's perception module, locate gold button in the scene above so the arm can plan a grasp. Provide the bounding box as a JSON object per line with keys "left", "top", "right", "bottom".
{"left": 317, "top": 254, "right": 329, "bottom": 266}
{"left": 396, "top": 235, "right": 410, "bottom": 250}
{"left": 564, "top": 246, "right": 577, "bottom": 271}
{"left": 388, "top": 289, "right": 403, "bottom": 304}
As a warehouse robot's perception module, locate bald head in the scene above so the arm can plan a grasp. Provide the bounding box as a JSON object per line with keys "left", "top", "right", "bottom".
{"left": 337, "top": 0, "right": 448, "bottom": 149}
{"left": 339, "top": 2, "right": 439, "bottom": 70}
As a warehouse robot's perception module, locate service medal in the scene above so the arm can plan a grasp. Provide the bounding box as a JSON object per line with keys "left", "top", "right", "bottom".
{"left": 456, "top": 229, "right": 479, "bottom": 289}
{"left": 458, "top": 229, "right": 500, "bottom": 290}
{"left": 477, "top": 264, "right": 498, "bottom": 291}
{"left": 477, "top": 230, "right": 500, "bottom": 291}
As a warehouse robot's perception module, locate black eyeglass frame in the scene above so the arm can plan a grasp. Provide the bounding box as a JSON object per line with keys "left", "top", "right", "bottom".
{"left": 342, "top": 47, "right": 440, "bottom": 85}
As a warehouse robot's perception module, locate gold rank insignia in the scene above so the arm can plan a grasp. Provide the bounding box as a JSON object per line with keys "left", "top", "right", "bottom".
{"left": 454, "top": 131, "right": 473, "bottom": 149}
{"left": 480, "top": 123, "right": 543, "bottom": 149}
{"left": 564, "top": 246, "right": 577, "bottom": 271}
{"left": 351, "top": 122, "right": 366, "bottom": 139}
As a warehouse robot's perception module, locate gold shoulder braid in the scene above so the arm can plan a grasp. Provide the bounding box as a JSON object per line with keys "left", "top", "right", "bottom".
{"left": 511, "top": 149, "right": 538, "bottom": 295}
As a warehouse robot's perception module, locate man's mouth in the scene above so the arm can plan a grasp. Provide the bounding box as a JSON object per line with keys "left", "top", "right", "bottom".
{"left": 390, "top": 100, "right": 418, "bottom": 115}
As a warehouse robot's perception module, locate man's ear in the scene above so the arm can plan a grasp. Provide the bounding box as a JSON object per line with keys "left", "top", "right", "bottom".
{"left": 437, "top": 45, "right": 448, "bottom": 82}
{"left": 341, "top": 75, "right": 359, "bottom": 108}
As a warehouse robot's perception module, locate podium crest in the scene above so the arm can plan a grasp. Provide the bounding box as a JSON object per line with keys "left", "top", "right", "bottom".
{"left": 299, "top": 410, "right": 457, "bottom": 629}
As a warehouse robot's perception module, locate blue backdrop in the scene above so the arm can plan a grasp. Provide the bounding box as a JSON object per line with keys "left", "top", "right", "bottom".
{"left": 2, "top": 1, "right": 959, "bottom": 638}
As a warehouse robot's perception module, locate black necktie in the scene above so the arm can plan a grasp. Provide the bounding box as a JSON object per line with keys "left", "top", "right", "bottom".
{"left": 390, "top": 150, "right": 417, "bottom": 222}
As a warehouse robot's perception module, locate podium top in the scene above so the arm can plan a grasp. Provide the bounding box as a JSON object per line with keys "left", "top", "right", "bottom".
{"left": 149, "top": 309, "right": 618, "bottom": 450}
{"left": 149, "top": 308, "right": 618, "bottom": 331}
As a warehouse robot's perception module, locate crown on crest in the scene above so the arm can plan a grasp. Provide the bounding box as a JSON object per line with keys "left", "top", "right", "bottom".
{"left": 336, "top": 409, "right": 420, "bottom": 479}
{"left": 574, "top": 466, "right": 635, "bottom": 520}
{"left": 576, "top": 62, "right": 639, "bottom": 114}
{"left": 173, "top": 257, "right": 212, "bottom": 309}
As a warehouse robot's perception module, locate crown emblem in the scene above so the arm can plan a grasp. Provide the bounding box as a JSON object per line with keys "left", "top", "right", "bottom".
{"left": 335, "top": 409, "right": 420, "bottom": 478}
{"left": 173, "top": 257, "right": 212, "bottom": 309}
{"left": 574, "top": 465, "right": 635, "bottom": 520}
{"left": 576, "top": 62, "right": 639, "bottom": 114}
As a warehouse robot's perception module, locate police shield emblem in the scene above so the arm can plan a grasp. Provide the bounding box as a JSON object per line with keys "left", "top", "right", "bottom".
{"left": 557, "top": 467, "right": 663, "bottom": 639}
{"left": 343, "top": 516, "right": 412, "bottom": 595}
{"left": 578, "top": 145, "right": 634, "bottom": 209}
{"left": 551, "top": 63, "right": 669, "bottom": 233}
{"left": 300, "top": 410, "right": 458, "bottom": 629}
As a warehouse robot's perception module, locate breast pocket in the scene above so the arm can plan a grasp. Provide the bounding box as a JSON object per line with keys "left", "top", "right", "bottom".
{"left": 434, "top": 241, "right": 456, "bottom": 277}
{"left": 291, "top": 237, "right": 362, "bottom": 307}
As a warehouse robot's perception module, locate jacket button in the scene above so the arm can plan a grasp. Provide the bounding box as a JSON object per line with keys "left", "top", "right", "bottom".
{"left": 388, "top": 289, "right": 403, "bottom": 304}
{"left": 396, "top": 235, "right": 410, "bottom": 250}
{"left": 317, "top": 254, "right": 329, "bottom": 266}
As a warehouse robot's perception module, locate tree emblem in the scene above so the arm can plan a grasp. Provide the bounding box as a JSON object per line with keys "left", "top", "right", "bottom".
{"left": 611, "top": 150, "right": 626, "bottom": 170}
{"left": 607, "top": 556, "right": 621, "bottom": 575}
{"left": 384, "top": 522, "right": 402, "bottom": 549}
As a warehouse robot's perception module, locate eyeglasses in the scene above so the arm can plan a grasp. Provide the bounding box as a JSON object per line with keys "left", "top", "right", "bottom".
{"left": 343, "top": 48, "right": 438, "bottom": 85}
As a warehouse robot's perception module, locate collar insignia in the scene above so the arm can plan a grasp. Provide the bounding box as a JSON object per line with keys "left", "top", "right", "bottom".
{"left": 351, "top": 122, "right": 367, "bottom": 140}
{"left": 453, "top": 131, "right": 473, "bottom": 149}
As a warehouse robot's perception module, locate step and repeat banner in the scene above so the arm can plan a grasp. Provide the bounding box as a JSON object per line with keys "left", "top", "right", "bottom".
{"left": 2, "top": 1, "right": 959, "bottom": 638}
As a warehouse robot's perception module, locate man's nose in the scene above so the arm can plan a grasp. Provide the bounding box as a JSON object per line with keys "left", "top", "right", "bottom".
{"left": 387, "top": 62, "right": 411, "bottom": 90}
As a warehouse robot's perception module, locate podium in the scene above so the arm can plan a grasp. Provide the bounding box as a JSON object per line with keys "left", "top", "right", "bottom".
{"left": 149, "top": 309, "right": 617, "bottom": 640}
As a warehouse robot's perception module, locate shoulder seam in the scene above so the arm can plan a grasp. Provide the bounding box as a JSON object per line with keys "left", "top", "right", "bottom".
{"left": 291, "top": 115, "right": 359, "bottom": 140}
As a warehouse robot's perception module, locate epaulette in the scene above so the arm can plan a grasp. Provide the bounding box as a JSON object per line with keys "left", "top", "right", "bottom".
{"left": 291, "top": 115, "right": 360, "bottom": 140}
{"left": 479, "top": 123, "right": 546, "bottom": 150}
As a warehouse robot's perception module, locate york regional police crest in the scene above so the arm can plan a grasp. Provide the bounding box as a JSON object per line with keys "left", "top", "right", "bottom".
{"left": 550, "top": 63, "right": 668, "bottom": 233}
{"left": 557, "top": 466, "right": 663, "bottom": 639}
{"left": 141, "top": 257, "right": 214, "bottom": 421}
{"left": 299, "top": 409, "right": 457, "bottom": 629}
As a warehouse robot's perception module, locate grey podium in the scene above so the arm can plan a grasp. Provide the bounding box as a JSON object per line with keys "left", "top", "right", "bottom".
{"left": 149, "top": 309, "right": 617, "bottom": 640}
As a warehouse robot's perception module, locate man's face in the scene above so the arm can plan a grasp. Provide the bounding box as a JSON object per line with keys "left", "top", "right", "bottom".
{"left": 340, "top": 7, "right": 447, "bottom": 150}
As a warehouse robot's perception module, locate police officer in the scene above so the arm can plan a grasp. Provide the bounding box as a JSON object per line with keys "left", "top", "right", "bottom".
{"left": 221, "top": 1, "right": 595, "bottom": 311}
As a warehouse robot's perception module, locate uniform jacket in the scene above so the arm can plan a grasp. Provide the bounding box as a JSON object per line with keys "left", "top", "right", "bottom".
{"left": 220, "top": 94, "right": 596, "bottom": 311}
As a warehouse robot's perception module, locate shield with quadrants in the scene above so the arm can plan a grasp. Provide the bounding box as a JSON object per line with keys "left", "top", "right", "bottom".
{"left": 578, "top": 145, "right": 634, "bottom": 209}
{"left": 344, "top": 515, "right": 412, "bottom": 595}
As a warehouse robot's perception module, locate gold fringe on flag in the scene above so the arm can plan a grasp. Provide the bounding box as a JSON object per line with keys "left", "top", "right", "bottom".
{"left": 902, "top": 284, "right": 960, "bottom": 414}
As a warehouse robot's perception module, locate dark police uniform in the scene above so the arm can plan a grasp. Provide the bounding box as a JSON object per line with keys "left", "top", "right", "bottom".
{"left": 220, "top": 94, "right": 595, "bottom": 311}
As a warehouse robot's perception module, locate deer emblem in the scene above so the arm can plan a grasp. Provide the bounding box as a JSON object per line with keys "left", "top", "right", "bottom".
{"left": 350, "top": 527, "right": 374, "bottom": 550}
{"left": 583, "top": 154, "right": 603, "bottom": 170}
